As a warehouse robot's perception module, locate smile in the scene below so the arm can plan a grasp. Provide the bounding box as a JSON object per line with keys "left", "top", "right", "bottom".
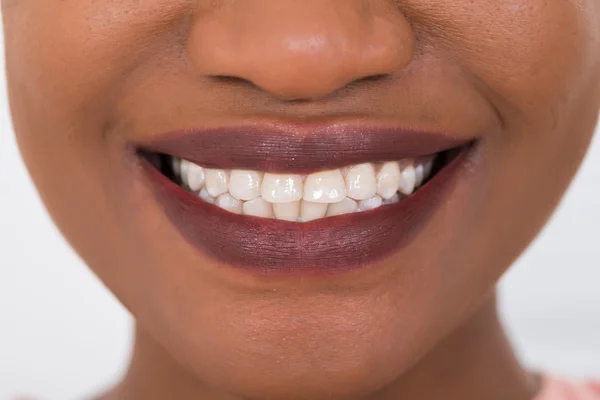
{"left": 167, "top": 156, "right": 436, "bottom": 221}
{"left": 137, "top": 122, "right": 476, "bottom": 275}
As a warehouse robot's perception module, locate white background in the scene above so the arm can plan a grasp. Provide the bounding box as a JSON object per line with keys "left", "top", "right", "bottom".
{"left": 0, "top": 30, "right": 599, "bottom": 400}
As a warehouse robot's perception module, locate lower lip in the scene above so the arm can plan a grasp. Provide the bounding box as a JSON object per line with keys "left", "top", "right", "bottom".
{"left": 141, "top": 147, "right": 473, "bottom": 276}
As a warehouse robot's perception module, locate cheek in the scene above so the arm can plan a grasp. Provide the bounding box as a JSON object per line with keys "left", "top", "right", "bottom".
{"left": 408, "top": 0, "right": 600, "bottom": 116}
{"left": 1, "top": 0, "right": 193, "bottom": 275}
{"left": 407, "top": 0, "right": 600, "bottom": 268}
{"left": 2, "top": 0, "right": 192, "bottom": 145}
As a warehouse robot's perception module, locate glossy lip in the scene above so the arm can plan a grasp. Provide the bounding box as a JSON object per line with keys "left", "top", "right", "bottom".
{"left": 136, "top": 123, "right": 476, "bottom": 275}
{"left": 138, "top": 122, "right": 471, "bottom": 173}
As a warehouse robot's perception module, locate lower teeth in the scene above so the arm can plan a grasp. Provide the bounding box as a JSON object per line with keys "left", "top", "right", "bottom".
{"left": 162, "top": 156, "right": 437, "bottom": 222}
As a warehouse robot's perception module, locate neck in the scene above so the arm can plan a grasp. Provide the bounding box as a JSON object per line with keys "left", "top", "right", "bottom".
{"left": 103, "top": 294, "right": 539, "bottom": 400}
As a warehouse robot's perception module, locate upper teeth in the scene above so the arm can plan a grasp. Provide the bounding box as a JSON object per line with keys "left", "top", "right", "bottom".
{"left": 174, "top": 157, "right": 435, "bottom": 222}
{"left": 303, "top": 169, "right": 347, "bottom": 203}
{"left": 230, "top": 170, "right": 263, "bottom": 201}
{"left": 261, "top": 173, "right": 303, "bottom": 203}
{"left": 346, "top": 163, "right": 378, "bottom": 201}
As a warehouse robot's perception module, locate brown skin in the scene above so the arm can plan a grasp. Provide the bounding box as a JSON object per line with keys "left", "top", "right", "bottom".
{"left": 3, "top": 0, "right": 600, "bottom": 399}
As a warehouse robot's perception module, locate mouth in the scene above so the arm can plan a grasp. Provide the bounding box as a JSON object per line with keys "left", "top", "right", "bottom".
{"left": 136, "top": 122, "right": 475, "bottom": 275}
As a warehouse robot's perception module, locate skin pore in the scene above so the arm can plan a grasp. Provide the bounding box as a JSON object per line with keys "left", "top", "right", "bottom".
{"left": 2, "top": 0, "right": 600, "bottom": 399}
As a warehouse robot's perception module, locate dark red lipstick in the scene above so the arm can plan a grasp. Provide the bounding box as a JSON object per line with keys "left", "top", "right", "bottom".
{"left": 140, "top": 122, "right": 470, "bottom": 173}
{"left": 137, "top": 122, "right": 476, "bottom": 275}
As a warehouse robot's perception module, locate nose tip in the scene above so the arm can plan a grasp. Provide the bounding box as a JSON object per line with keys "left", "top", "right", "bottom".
{"left": 186, "top": 1, "right": 415, "bottom": 100}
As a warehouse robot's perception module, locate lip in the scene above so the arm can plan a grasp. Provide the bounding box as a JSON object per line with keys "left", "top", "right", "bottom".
{"left": 136, "top": 122, "right": 476, "bottom": 275}
{"left": 138, "top": 121, "right": 471, "bottom": 173}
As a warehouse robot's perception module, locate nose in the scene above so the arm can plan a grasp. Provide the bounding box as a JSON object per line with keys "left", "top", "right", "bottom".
{"left": 186, "top": 0, "right": 415, "bottom": 100}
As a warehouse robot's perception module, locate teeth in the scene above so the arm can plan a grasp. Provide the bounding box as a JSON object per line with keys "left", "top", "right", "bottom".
{"left": 377, "top": 162, "right": 401, "bottom": 200}
{"left": 229, "top": 170, "right": 262, "bottom": 201}
{"left": 172, "top": 157, "right": 182, "bottom": 178}
{"left": 199, "top": 187, "right": 216, "bottom": 204}
{"left": 300, "top": 201, "right": 329, "bottom": 222}
{"left": 182, "top": 161, "right": 206, "bottom": 191}
{"left": 205, "top": 169, "right": 229, "bottom": 197}
{"left": 215, "top": 193, "right": 243, "bottom": 214}
{"left": 304, "top": 170, "right": 347, "bottom": 203}
{"left": 243, "top": 198, "right": 274, "bottom": 218}
{"left": 261, "top": 173, "right": 303, "bottom": 203}
{"left": 358, "top": 195, "right": 383, "bottom": 212}
{"left": 398, "top": 161, "right": 416, "bottom": 196}
{"left": 415, "top": 157, "right": 435, "bottom": 188}
{"left": 414, "top": 163, "right": 425, "bottom": 188}
{"left": 423, "top": 157, "right": 434, "bottom": 180}
{"left": 382, "top": 193, "right": 401, "bottom": 205}
{"left": 273, "top": 201, "right": 300, "bottom": 221}
{"left": 171, "top": 155, "right": 440, "bottom": 222}
{"left": 327, "top": 198, "right": 358, "bottom": 217}
{"left": 345, "top": 163, "right": 377, "bottom": 201}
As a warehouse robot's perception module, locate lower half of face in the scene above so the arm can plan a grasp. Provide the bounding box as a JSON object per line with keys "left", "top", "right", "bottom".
{"left": 3, "top": 0, "right": 599, "bottom": 398}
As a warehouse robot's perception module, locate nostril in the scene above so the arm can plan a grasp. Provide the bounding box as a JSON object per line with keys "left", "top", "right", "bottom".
{"left": 211, "top": 72, "right": 393, "bottom": 101}
{"left": 209, "top": 75, "right": 251, "bottom": 85}
{"left": 352, "top": 74, "right": 390, "bottom": 85}
{"left": 208, "top": 75, "right": 309, "bottom": 101}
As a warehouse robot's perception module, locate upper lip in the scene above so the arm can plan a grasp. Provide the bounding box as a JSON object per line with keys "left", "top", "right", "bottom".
{"left": 137, "top": 121, "right": 473, "bottom": 173}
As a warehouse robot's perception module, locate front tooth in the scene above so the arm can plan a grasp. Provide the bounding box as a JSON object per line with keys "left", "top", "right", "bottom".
{"left": 345, "top": 163, "right": 377, "bottom": 201}
{"left": 229, "top": 170, "right": 262, "bottom": 201}
{"left": 377, "top": 162, "right": 401, "bottom": 200}
{"left": 243, "top": 198, "right": 274, "bottom": 218}
{"left": 205, "top": 169, "right": 229, "bottom": 197}
{"left": 326, "top": 198, "right": 358, "bottom": 217}
{"left": 358, "top": 195, "right": 383, "bottom": 212}
{"left": 300, "top": 201, "right": 328, "bottom": 222}
{"left": 215, "top": 193, "right": 243, "bottom": 214}
{"left": 273, "top": 201, "right": 300, "bottom": 221}
{"left": 304, "top": 169, "right": 347, "bottom": 203}
{"left": 398, "top": 161, "right": 416, "bottom": 196}
{"left": 184, "top": 162, "right": 206, "bottom": 191}
{"left": 261, "top": 174, "right": 303, "bottom": 203}
{"left": 414, "top": 163, "right": 425, "bottom": 188}
{"left": 198, "top": 187, "right": 216, "bottom": 204}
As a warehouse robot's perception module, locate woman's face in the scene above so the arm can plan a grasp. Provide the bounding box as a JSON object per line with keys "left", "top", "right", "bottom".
{"left": 3, "top": 0, "right": 599, "bottom": 398}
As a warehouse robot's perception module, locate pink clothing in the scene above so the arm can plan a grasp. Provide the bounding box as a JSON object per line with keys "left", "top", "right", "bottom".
{"left": 534, "top": 377, "right": 600, "bottom": 400}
